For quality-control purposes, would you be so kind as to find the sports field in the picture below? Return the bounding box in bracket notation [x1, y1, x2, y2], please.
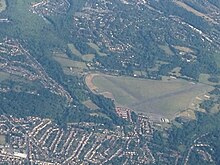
[86, 74, 213, 119]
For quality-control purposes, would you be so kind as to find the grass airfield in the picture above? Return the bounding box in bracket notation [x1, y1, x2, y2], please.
[86, 74, 214, 119]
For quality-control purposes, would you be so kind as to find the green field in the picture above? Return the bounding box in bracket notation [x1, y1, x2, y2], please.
[0, 72, 10, 82]
[89, 74, 213, 119]
[52, 52, 88, 75]
[68, 44, 82, 57]
[82, 54, 95, 62]
[213, 52, 220, 68]
[0, 0, 6, 13]
[0, 134, 6, 145]
[68, 44, 95, 62]
[83, 100, 99, 110]
[88, 42, 107, 56]
[159, 45, 174, 56]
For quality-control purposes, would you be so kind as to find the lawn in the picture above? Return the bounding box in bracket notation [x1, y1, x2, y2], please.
[87, 74, 213, 119]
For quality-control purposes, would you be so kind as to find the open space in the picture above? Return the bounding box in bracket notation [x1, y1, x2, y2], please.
[213, 51, 220, 68]
[173, 0, 217, 24]
[159, 45, 174, 56]
[68, 44, 82, 57]
[0, 72, 10, 82]
[83, 100, 99, 110]
[87, 42, 107, 56]
[0, 0, 6, 13]
[0, 134, 6, 145]
[86, 74, 213, 119]
[52, 51, 88, 75]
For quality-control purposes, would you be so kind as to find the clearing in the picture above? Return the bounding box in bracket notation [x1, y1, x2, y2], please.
[68, 44, 95, 62]
[87, 42, 107, 56]
[173, 0, 217, 24]
[0, 134, 5, 145]
[68, 44, 82, 57]
[0, 0, 6, 13]
[173, 46, 194, 53]
[86, 74, 213, 119]
[83, 100, 99, 110]
[0, 72, 10, 82]
[159, 45, 174, 56]
[52, 51, 88, 75]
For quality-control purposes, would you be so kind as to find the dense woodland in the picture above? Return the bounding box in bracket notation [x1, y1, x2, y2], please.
[151, 111, 220, 164]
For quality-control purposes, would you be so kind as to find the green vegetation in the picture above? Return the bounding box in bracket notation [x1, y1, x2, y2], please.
[0, 72, 10, 82]
[83, 100, 99, 110]
[151, 112, 220, 164]
[52, 52, 88, 75]
[0, 0, 6, 13]
[89, 74, 213, 118]
[159, 45, 174, 56]
[0, 134, 5, 145]
[199, 74, 220, 85]
[87, 43, 107, 57]
[0, 0, 219, 130]
[82, 54, 95, 62]
[213, 52, 220, 68]
[68, 43, 82, 57]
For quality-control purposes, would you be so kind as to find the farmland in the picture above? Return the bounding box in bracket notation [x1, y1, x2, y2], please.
[86, 74, 214, 119]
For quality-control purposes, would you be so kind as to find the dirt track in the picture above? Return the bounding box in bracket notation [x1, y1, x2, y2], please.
[85, 73, 99, 92]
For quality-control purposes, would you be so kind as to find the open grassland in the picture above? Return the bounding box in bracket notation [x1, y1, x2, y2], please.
[0, 0, 6, 13]
[68, 44, 95, 62]
[199, 74, 220, 86]
[0, 134, 5, 145]
[159, 45, 174, 56]
[173, 45, 194, 53]
[213, 52, 220, 68]
[88, 42, 107, 56]
[68, 44, 82, 57]
[0, 71, 36, 86]
[86, 74, 213, 119]
[173, 0, 217, 24]
[83, 100, 99, 110]
[82, 54, 95, 62]
[0, 72, 10, 82]
[52, 52, 88, 75]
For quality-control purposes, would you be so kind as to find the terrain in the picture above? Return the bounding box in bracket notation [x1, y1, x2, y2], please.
[0, 0, 6, 13]
[0, 0, 219, 164]
[86, 73, 213, 119]
[0, 0, 219, 122]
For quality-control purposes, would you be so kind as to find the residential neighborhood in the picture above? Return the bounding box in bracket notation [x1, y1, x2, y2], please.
[0, 38, 73, 103]
[0, 114, 155, 164]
